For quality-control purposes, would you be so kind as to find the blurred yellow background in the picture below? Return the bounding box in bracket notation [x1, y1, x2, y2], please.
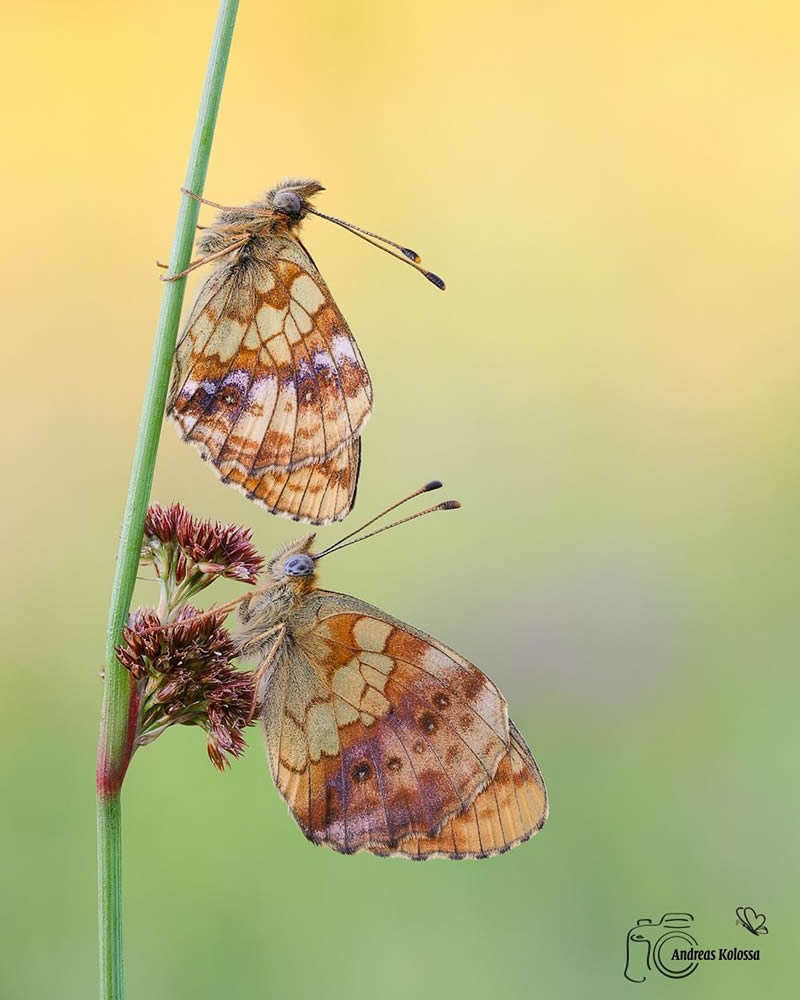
[2, 0, 798, 996]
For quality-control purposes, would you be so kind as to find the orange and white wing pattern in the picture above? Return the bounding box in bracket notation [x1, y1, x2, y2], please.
[166, 233, 372, 522]
[218, 436, 360, 524]
[254, 590, 544, 857]
[370, 722, 547, 859]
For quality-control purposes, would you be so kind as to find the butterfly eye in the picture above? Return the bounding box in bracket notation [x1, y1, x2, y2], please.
[283, 553, 315, 576]
[272, 190, 303, 218]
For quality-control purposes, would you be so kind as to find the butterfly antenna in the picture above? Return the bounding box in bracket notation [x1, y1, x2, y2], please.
[307, 207, 421, 260]
[315, 501, 461, 558]
[306, 207, 446, 290]
[315, 481, 444, 558]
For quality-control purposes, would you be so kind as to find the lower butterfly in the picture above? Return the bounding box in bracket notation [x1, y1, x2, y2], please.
[225, 481, 547, 858]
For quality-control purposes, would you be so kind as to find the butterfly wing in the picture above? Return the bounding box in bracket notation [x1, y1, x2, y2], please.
[258, 590, 512, 855]
[167, 233, 372, 478]
[370, 721, 547, 859]
[217, 436, 360, 524]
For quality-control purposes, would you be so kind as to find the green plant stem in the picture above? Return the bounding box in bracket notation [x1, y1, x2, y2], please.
[95, 3, 239, 998]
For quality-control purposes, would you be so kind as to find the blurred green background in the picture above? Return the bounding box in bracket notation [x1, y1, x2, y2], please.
[2, 0, 798, 996]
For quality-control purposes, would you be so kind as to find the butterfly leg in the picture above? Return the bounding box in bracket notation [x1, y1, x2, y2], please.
[248, 625, 287, 720]
[209, 592, 253, 619]
[159, 237, 250, 281]
[180, 187, 237, 211]
[122, 594, 253, 641]
[237, 590, 269, 623]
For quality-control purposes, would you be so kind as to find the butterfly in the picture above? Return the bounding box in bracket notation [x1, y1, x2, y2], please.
[230, 482, 548, 859]
[735, 907, 768, 936]
[165, 179, 444, 525]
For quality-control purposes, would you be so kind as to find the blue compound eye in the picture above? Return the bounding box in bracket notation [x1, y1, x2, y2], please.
[283, 553, 315, 576]
[272, 190, 303, 217]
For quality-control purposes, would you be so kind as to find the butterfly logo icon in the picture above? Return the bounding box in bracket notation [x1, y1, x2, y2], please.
[165, 180, 444, 525]
[736, 907, 768, 936]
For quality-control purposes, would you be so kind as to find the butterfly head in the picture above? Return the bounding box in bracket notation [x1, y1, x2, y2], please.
[267, 179, 325, 223]
[266, 532, 319, 590]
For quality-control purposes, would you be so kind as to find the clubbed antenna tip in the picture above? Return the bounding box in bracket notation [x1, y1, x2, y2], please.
[423, 480, 443, 492]
[307, 205, 444, 288]
[425, 271, 446, 290]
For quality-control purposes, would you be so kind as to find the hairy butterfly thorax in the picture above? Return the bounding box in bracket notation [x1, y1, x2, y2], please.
[234, 533, 318, 655]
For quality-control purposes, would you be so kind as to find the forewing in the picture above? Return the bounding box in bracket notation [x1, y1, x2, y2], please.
[167, 234, 372, 476]
[369, 721, 547, 859]
[259, 591, 510, 855]
[217, 437, 360, 524]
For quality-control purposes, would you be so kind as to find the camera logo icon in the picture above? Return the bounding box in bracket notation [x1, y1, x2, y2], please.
[624, 913, 699, 982]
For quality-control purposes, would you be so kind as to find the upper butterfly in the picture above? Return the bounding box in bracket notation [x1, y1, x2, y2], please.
[165, 179, 445, 525]
[227, 482, 548, 859]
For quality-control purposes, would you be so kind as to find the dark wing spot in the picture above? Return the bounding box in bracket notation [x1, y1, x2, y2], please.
[220, 386, 241, 406]
[433, 692, 450, 709]
[352, 761, 372, 783]
[324, 784, 342, 826]
[181, 384, 217, 416]
[386, 756, 403, 772]
[461, 674, 483, 700]
[419, 711, 438, 735]
[296, 363, 318, 406]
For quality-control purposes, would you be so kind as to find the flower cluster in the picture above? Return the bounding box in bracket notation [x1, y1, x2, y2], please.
[142, 502, 263, 615]
[115, 502, 264, 770]
[117, 604, 255, 770]
[144, 502, 263, 582]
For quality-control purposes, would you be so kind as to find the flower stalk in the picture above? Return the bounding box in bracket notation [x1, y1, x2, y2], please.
[95, 3, 240, 999]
